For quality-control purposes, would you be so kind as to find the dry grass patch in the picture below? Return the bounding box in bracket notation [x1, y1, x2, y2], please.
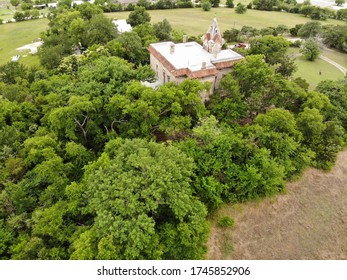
[208, 151, 347, 260]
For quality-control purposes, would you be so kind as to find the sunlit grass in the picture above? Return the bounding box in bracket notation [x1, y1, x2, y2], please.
[106, 8, 346, 36]
[0, 18, 48, 65]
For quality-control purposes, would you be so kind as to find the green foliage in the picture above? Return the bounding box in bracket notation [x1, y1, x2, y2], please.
[217, 216, 235, 228]
[70, 138, 208, 259]
[153, 19, 172, 41]
[336, 0, 346, 6]
[0, 62, 28, 85]
[249, 35, 290, 65]
[253, 0, 278, 10]
[235, 3, 247, 14]
[300, 38, 320, 61]
[82, 14, 117, 47]
[223, 28, 239, 43]
[201, 0, 212, 11]
[127, 6, 151, 27]
[106, 80, 208, 138]
[298, 21, 322, 38]
[226, 0, 234, 8]
[1, 5, 347, 260]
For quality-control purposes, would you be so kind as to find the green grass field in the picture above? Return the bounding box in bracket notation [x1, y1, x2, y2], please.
[0, 18, 48, 66]
[0, 7, 346, 83]
[106, 8, 347, 36]
[293, 55, 344, 90]
[321, 48, 347, 69]
[0, 7, 15, 21]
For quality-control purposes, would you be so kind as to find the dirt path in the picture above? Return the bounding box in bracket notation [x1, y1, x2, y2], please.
[319, 55, 347, 75]
[208, 151, 347, 260]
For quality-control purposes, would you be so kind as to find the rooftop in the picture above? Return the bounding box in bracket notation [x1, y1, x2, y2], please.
[149, 41, 243, 73]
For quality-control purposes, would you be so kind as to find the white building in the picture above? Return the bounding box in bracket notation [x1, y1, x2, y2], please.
[148, 18, 243, 100]
[112, 19, 132, 33]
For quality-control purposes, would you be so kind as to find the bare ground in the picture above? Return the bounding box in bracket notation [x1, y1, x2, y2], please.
[208, 151, 347, 260]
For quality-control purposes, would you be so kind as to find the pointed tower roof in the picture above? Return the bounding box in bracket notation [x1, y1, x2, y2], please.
[202, 17, 224, 54]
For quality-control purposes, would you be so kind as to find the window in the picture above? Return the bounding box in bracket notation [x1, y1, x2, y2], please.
[163, 71, 166, 83]
[167, 75, 170, 82]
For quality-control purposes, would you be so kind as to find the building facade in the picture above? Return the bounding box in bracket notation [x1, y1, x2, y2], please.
[148, 18, 244, 100]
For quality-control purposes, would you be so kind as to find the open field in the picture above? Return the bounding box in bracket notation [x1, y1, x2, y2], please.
[208, 150, 347, 260]
[0, 18, 48, 66]
[106, 8, 347, 36]
[294, 55, 345, 90]
[288, 47, 345, 90]
[0, 7, 14, 21]
[321, 48, 347, 69]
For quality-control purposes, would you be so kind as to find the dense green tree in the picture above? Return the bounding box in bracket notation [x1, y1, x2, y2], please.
[0, 62, 28, 85]
[316, 79, 347, 130]
[82, 14, 117, 47]
[127, 6, 151, 27]
[106, 80, 208, 139]
[207, 74, 247, 124]
[201, 0, 212, 11]
[235, 3, 247, 13]
[249, 35, 290, 65]
[223, 28, 239, 43]
[116, 31, 149, 64]
[252, 108, 312, 177]
[336, 8, 347, 21]
[10, 0, 20, 6]
[335, 0, 345, 6]
[210, 0, 220, 7]
[298, 21, 322, 38]
[231, 55, 278, 115]
[13, 12, 25, 22]
[226, 0, 234, 7]
[76, 2, 103, 20]
[153, 19, 172, 41]
[70, 138, 209, 259]
[321, 25, 347, 51]
[253, 0, 278, 10]
[300, 38, 320, 61]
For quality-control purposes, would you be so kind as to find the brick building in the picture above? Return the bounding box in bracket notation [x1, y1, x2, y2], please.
[148, 18, 243, 100]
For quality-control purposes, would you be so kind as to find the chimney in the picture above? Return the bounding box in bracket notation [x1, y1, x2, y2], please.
[183, 35, 187, 43]
[202, 62, 207, 69]
[170, 43, 175, 54]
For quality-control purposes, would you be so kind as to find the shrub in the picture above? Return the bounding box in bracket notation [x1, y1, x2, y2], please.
[217, 216, 235, 228]
[226, 0, 234, 8]
[201, 0, 211, 11]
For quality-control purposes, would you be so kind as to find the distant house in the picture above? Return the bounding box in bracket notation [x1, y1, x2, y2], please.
[33, 4, 46, 9]
[71, 0, 95, 6]
[112, 19, 132, 33]
[148, 18, 244, 100]
[116, 0, 139, 5]
[47, 2, 58, 8]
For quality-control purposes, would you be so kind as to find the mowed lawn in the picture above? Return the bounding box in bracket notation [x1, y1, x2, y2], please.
[106, 8, 347, 36]
[0, 7, 15, 21]
[0, 18, 48, 65]
[288, 48, 345, 90]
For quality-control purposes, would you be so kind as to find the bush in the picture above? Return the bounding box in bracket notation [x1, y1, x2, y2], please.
[226, 0, 234, 8]
[201, 0, 211, 11]
[235, 3, 247, 14]
[217, 216, 235, 228]
[13, 12, 25, 22]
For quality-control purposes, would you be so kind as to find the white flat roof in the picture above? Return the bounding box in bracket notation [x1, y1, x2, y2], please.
[112, 19, 132, 33]
[150, 41, 243, 72]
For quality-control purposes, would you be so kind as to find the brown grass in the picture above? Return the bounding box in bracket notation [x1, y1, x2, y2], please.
[208, 151, 347, 260]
